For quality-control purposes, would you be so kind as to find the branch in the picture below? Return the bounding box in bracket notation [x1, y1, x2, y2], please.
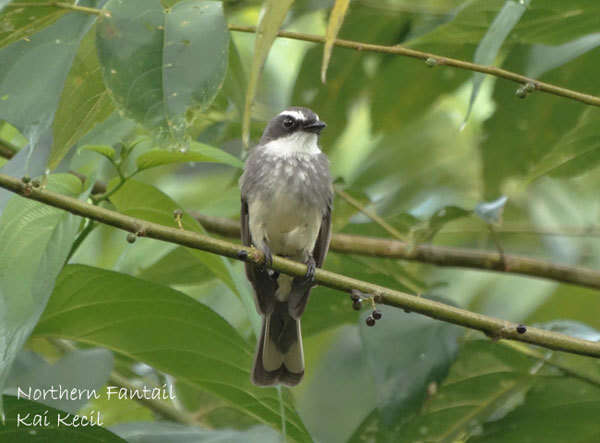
[6, 2, 110, 16]
[192, 213, 600, 291]
[1, 173, 600, 359]
[2, 146, 598, 290]
[4, 2, 600, 108]
[228, 25, 600, 108]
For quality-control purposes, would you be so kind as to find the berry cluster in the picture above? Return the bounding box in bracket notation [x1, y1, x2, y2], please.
[350, 290, 383, 327]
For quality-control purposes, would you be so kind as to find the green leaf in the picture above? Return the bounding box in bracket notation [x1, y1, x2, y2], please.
[136, 246, 215, 286]
[79, 144, 116, 161]
[242, 0, 295, 145]
[465, 0, 528, 123]
[110, 422, 280, 443]
[222, 40, 247, 115]
[395, 340, 536, 442]
[48, 25, 115, 170]
[0, 395, 126, 441]
[321, 0, 350, 83]
[525, 33, 600, 79]
[359, 302, 462, 427]
[136, 142, 242, 171]
[109, 179, 237, 292]
[415, 0, 600, 47]
[108, 179, 261, 335]
[0, 5, 98, 148]
[0, 0, 68, 49]
[33, 265, 311, 441]
[471, 377, 600, 442]
[479, 45, 600, 196]
[97, 0, 229, 140]
[0, 174, 86, 415]
[526, 107, 600, 181]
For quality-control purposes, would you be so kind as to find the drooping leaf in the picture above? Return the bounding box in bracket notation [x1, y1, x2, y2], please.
[526, 33, 600, 78]
[32, 265, 311, 441]
[465, 0, 529, 123]
[0, 395, 126, 441]
[48, 25, 114, 170]
[242, 0, 295, 146]
[0, 0, 69, 49]
[136, 142, 242, 171]
[97, 0, 229, 141]
[0, 174, 86, 415]
[321, 0, 350, 83]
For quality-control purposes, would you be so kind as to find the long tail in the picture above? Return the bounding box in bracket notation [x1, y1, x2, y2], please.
[252, 301, 304, 387]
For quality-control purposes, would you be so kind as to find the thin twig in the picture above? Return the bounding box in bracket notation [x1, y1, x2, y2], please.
[192, 212, 600, 291]
[2, 172, 600, 359]
[228, 24, 600, 108]
[335, 187, 405, 241]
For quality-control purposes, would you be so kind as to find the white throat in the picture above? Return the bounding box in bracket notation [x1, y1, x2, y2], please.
[263, 132, 321, 157]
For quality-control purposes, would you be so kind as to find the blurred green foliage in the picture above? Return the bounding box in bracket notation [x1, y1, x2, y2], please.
[2, 0, 600, 441]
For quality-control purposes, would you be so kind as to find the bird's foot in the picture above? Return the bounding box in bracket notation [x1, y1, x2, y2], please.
[258, 245, 273, 271]
[294, 256, 316, 287]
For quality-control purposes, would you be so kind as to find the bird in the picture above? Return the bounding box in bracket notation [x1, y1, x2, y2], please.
[239, 106, 333, 386]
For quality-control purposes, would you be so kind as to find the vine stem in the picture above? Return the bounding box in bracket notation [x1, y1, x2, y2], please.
[2, 172, 600, 359]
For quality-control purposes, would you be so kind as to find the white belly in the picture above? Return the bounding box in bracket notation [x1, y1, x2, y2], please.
[248, 191, 321, 259]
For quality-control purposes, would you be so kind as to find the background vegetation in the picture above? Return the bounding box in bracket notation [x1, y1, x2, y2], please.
[1, 0, 600, 441]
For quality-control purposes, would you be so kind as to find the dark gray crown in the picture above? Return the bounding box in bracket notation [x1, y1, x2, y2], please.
[260, 106, 326, 144]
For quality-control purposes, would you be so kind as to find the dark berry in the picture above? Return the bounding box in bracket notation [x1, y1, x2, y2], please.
[31, 179, 41, 188]
[365, 315, 376, 327]
[237, 250, 248, 260]
[516, 324, 527, 334]
[21, 175, 31, 184]
[372, 310, 382, 320]
[352, 299, 362, 311]
[126, 233, 137, 243]
[350, 289, 361, 302]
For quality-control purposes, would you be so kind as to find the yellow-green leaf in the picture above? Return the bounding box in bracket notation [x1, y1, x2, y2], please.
[242, 0, 295, 146]
[135, 142, 242, 171]
[48, 26, 114, 170]
[321, 0, 350, 83]
[78, 144, 116, 161]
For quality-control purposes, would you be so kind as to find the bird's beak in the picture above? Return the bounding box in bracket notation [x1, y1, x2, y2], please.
[303, 120, 326, 134]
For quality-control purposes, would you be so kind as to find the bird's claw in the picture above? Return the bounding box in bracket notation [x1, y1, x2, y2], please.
[258, 246, 273, 271]
[301, 257, 316, 285]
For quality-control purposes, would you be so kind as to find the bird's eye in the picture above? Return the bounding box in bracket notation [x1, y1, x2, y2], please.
[282, 117, 295, 129]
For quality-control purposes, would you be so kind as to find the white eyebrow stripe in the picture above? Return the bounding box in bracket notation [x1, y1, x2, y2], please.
[279, 110, 306, 121]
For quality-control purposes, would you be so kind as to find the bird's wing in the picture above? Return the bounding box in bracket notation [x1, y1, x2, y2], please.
[288, 204, 332, 319]
[241, 197, 276, 315]
[313, 204, 332, 269]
